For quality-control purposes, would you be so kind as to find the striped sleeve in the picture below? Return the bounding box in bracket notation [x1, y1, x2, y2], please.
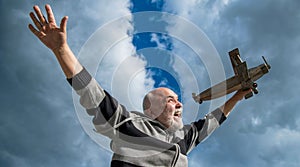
[67, 68, 106, 109]
[193, 108, 227, 145]
[67, 68, 129, 137]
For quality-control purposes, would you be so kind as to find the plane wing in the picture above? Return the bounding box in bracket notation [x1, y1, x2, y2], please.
[229, 48, 256, 98]
[229, 48, 243, 75]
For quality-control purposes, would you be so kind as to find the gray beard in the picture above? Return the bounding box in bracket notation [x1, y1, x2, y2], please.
[167, 119, 183, 133]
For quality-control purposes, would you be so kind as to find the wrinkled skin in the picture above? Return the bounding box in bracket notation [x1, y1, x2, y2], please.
[143, 87, 183, 131]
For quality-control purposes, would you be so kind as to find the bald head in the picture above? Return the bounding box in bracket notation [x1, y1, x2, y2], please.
[143, 87, 178, 118]
[142, 87, 183, 130]
[143, 88, 166, 110]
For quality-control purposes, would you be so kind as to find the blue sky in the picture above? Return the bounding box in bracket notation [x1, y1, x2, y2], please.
[1, 0, 300, 167]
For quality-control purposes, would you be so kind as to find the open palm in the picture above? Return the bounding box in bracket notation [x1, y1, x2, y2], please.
[28, 5, 68, 52]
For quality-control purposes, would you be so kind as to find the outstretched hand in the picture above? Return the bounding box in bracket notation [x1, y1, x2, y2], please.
[28, 4, 82, 78]
[28, 4, 68, 52]
[221, 89, 252, 117]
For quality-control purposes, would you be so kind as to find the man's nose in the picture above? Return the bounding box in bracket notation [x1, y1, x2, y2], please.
[175, 101, 182, 109]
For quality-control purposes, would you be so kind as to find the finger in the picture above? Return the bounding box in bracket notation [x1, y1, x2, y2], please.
[45, 4, 57, 25]
[29, 12, 43, 30]
[33, 5, 47, 25]
[60, 16, 68, 33]
[28, 24, 43, 38]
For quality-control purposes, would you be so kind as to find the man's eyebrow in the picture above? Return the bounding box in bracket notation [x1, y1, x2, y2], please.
[166, 95, 178, 100]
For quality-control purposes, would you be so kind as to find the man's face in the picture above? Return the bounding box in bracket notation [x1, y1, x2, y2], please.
[149, 88, 183, 131]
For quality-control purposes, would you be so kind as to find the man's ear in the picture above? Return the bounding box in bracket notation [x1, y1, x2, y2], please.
[144, 109, 155, 119]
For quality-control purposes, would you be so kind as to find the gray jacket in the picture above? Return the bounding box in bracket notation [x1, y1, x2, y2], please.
[68, 68, 227, 167]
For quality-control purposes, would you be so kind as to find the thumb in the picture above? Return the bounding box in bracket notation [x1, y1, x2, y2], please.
[60, 16, 68, 33]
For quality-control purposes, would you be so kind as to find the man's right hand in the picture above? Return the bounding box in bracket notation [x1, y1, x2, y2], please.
[28, 4, 68, 53]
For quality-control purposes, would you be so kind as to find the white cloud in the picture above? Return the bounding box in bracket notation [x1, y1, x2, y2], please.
[150, 33, 167, 49]
[111, 52, 155, 111]
[62, 0, 133, 54]
[248, 127, 300, 167]
[74, 0, 155, 112]
[163, 0, 231, 26]
[81, 0, 131, 22]
[158, 78, 168, 86]
[163, 0, 244, 51]
[160, 10, 228, 114]
[251, 116, 262, 126]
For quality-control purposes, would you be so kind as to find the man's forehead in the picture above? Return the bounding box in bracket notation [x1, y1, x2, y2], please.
[152, 87, 178, 98]
[166, 95, 178, 100]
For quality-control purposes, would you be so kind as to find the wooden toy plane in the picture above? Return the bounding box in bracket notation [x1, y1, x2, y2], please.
[192, 48, 271, 104]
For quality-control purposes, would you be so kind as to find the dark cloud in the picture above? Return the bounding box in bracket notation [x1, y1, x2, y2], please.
[0, 1, 112, 166]
[216, 0, 300, 128]
[194, 1, 300, 166]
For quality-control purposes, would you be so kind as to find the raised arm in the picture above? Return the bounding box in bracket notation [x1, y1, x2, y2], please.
[28, 4, 82, 78]
[220, 89, 252, 117]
